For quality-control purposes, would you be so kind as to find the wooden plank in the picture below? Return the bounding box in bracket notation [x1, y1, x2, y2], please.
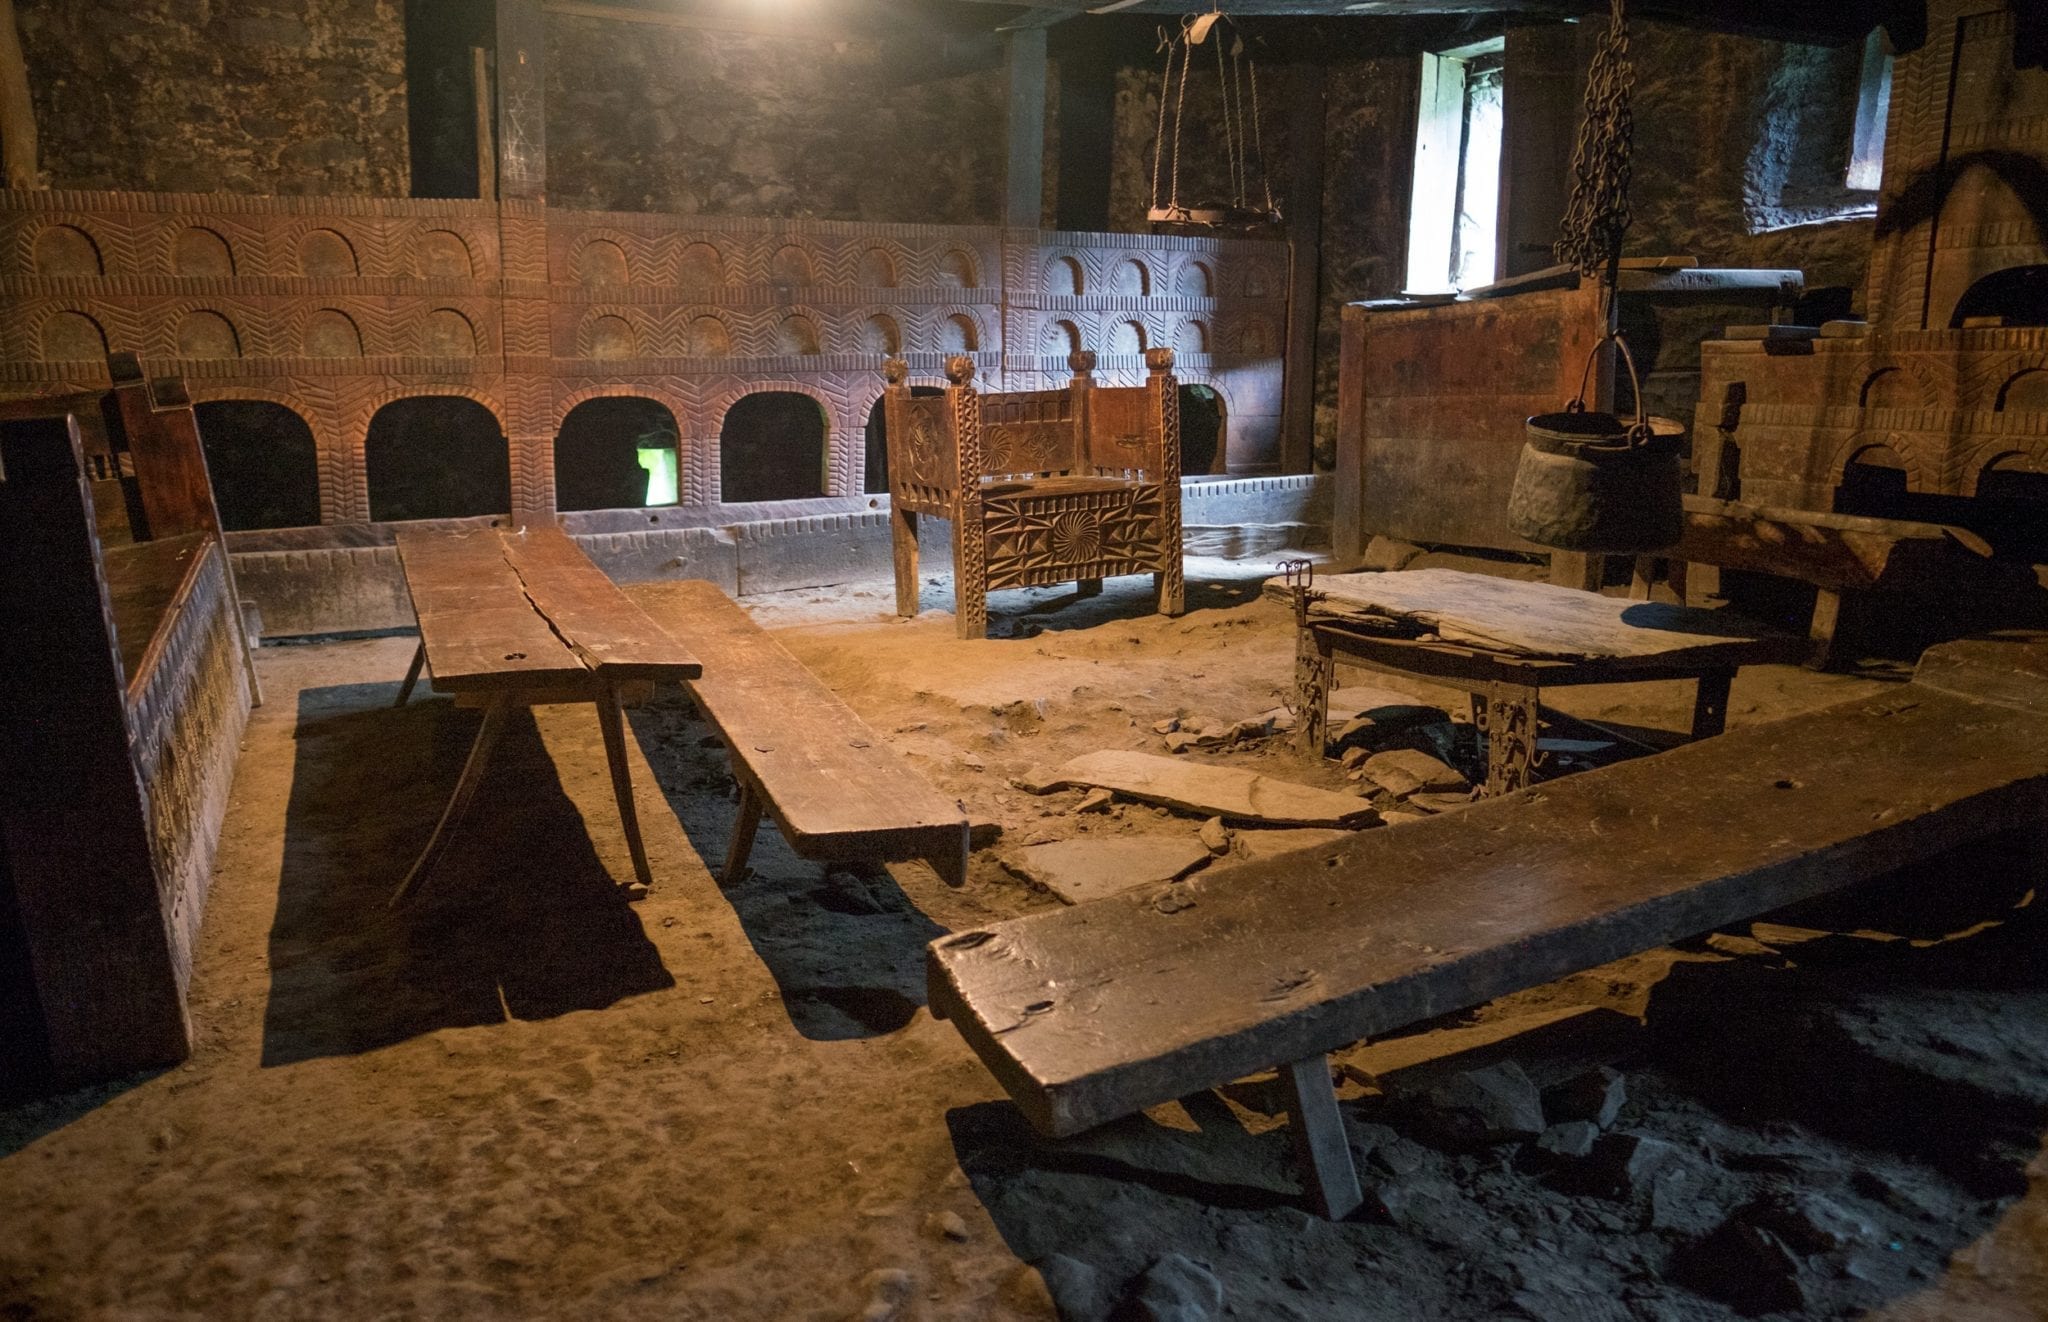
[1673, 495, 1995, 593]
[929, 636, 2048, 1137]
[1279, 62, 1325, 476]
[395, 529, 586, 691]
[0, 0, 38, 189]
[1037, 750, 1380, 827]
[497, 526, 700, 681]
[1004, 27, 1047, 229]
[1298, 568, 1797, 664]
[631, 579, 967, 865]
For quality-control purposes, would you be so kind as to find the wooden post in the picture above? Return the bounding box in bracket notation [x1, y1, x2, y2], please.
[1282, 1054, 1363, 1220]
[1280, 63, 1326, 476]
[0, 0, 38, 189]
[472, 46, 497, 201]
[494, 0, 547, 201]
[1005, 28, 1048, 230]
[1052, 37, 1114, 232]
[1331, 304, 1368, 563]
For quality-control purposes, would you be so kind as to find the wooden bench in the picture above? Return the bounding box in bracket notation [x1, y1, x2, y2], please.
[927, 633, 2048, 1218]
[883, 349, 1184, 640]
[390, 525, 701, 903]
[633, 579, 971, 886]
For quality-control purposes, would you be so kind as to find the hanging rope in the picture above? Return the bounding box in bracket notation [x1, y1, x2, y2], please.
[1146, 10, 1281, 227]
[1555, 0, 1636, 277]
[1247, 44, 1275, 216]
[1150, 29, 1176, 217]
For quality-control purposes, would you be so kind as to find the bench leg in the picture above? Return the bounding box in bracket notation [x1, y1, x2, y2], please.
[595, 681, 655, 898]
[892, 504, 920, 619]
[723, 781, 765, 885]
[1691, 668, 1734, 741]
[1293, 627, 1334, 756]
[390, 693, 512, 907]
[1475, 682, 1541, 796]
[1282, 1054, 1363, 1221]
[929, 825, 971, 888]
[394, 639, 426, 708]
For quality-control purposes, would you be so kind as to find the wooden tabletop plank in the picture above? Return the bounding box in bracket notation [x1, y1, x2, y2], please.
[498, 526, 701, 681]
[397, 526, 699, 691]
[1270, 568, 1797, 665]
[630, 579, 965, 857]
[929, 655, 2048, 1137]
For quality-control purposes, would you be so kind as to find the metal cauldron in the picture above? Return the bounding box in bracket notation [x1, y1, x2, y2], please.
[1507, 332, 1685, 555]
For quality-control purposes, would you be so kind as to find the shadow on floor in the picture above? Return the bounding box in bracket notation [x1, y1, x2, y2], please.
[261, 685, 673, 1066]
[627, 693, 945, 1042]
[907, 570, 1270, 639]
[945, 834, 2048, 1321]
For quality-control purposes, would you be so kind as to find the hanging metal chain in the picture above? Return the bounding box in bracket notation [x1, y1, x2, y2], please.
[1555, 0, 1636, 277]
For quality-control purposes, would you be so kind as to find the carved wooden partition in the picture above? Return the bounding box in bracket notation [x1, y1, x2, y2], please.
[0, 363, 254, 1086]
[883, 347, 1184, 639]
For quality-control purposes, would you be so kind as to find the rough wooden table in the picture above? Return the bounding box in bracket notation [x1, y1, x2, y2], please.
[1275, 567, 1806, 793]
[390, 525, 701, 904]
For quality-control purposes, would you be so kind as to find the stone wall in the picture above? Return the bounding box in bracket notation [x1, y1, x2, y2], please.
[544, 14, 1007, 225]
[13, 0, 409, 196]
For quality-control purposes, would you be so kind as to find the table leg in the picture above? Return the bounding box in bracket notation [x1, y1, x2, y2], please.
[1691, 668, 1734, 740]
[1475, 682, 1541, 796]
[389, 693, 512, 907]
[595, 681, 655, 897]
[1293, 627, 1335, 755]
[394, 640, 426, 708]
[723, 781, 765, 885]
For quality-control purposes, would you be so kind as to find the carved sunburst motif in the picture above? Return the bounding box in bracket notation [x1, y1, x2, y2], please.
[906, 409, 939, 468]
[1049, 511, 1102, 562]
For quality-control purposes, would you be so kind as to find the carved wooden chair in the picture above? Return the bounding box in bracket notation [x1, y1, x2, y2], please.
[881, 348, 1185, 640]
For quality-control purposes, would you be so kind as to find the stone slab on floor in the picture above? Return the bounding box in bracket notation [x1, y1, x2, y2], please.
[1004, 837, 1214, 905]
[1045, 751, 1379, 828]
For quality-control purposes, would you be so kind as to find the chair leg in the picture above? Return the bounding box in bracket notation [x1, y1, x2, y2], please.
[723, 782, 764, 885]
[1076, 578, 1103, 599]
[1154, 565, 1184, 617]
[394, 640, 426, 707]
[953, 520, 988, 640]
[891, 503, 920, 618]
[390, 694, 512, 907]
[595, 681, 655, 896]
[1282, 1054, 1363, 1220]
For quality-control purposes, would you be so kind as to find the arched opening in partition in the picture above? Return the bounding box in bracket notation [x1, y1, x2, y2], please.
[1950, 265, 2048, 329]
[193, 401, 322, 530]
[721, 392, 828, 503]
[365, 397, 509, 522]
[862, 387, 943, 495]
[1179, 384, 1225, 476]
[554, 397, 683, 512]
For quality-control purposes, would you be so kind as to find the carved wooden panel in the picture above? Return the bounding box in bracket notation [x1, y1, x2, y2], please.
[982, 483, 1169, 589]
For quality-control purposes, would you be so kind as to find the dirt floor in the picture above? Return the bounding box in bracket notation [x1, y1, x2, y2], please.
[5, 559, 2048, 1320]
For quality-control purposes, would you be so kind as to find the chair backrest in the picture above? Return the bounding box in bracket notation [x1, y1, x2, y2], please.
[882, 348, 1182, 497]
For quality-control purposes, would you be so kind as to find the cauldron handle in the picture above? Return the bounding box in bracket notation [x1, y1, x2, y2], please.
[1565, 331, 1653, 445]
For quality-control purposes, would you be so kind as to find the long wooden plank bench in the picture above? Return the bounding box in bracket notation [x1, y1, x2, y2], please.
[632, 579, 970, 886]
[390, 525, 701, 903]
[927, 633, 2048, 1218]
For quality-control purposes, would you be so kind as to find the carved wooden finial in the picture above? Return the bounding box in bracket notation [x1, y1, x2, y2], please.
[1068, 349, 1097, 377]
[1145, 347, 1176, 374]
[883, 357, 908, 385]
[944, 355, 975, 385]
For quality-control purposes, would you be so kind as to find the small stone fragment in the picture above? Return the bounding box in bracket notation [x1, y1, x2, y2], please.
[1128, 1253, 1224, 1322]
[1408, 791, 1478, 813]
[1340, 746, 1370, 771]
[1577, 1132, 1677, 1200]
[1011, 766, 1064, 794]
[1535, 1120, 1599, 1161]
[1076, 787, 1114, 814]
[1401, 1061, 1546, 1149]
[857, 1267, 916, 1322]
[923, 1210, 970, 1242]
[1381, 811, 1429, 827]
[1673, 1218, 1811, 1315]
[1163, 731, 1198, 754]
[1543, 1066, 1627, 1130]
[1031, 1254, 1110, 1320]
[1153, 718, 1180, 735]
[1198, 817, 1231, 854]
[1363, 749, 1469, 797]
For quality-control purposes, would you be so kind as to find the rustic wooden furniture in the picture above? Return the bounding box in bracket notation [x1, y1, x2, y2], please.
[1279, 568, 1804, 794]
[929, 632, 2048, 1219]
[389, 525, 701, 904]
[882, 349, 1185, 640]
[630, 580, 972, 886]
[0, 359, 257, 1083]
[1332, 263, 1802, 590]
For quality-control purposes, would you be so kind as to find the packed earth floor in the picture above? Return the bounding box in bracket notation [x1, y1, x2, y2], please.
[4, 557, 2047, 1321]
